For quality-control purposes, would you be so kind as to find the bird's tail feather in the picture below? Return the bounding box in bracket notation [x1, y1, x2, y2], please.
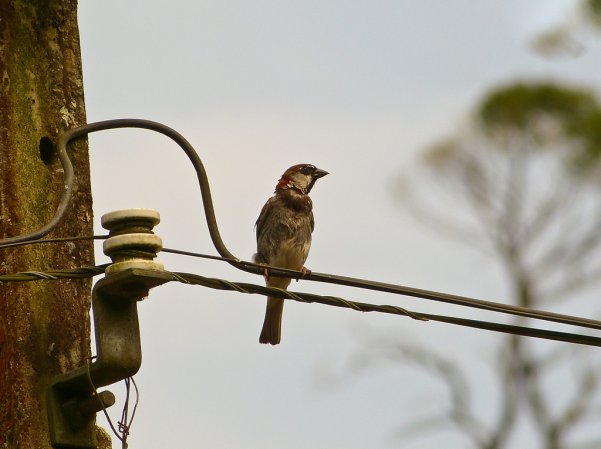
[259, 297, 284, 345]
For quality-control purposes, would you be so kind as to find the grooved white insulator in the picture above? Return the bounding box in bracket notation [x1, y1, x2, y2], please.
[101, 209, 160, 230]
[101, 209, 164, 275]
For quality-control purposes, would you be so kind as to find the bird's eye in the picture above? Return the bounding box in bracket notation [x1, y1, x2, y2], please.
[300, 165, 315, 175]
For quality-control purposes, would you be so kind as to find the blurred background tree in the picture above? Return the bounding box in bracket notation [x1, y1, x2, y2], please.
[532, 0, 601, 58]
[355, 80, 601, 449]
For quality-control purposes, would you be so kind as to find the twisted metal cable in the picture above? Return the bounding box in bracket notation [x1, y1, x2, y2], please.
[5, 119, 601, 334]
[0, 264, 600, 347]
[167, 271, 601, 348]
[0, 266, 106, 283]
[4, 233, 601, 334]
[162, 247, 601, 333]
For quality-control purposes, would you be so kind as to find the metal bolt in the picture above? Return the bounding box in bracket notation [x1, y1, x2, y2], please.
[77, 391, 116, 416]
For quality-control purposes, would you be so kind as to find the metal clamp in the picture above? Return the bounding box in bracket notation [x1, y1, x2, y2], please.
[47, 209, 170, 448]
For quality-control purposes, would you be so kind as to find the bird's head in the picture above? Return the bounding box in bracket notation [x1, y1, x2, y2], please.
[276, 164, 329, 195]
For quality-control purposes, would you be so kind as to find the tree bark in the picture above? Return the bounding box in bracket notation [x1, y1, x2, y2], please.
[0, 1, 98, 447]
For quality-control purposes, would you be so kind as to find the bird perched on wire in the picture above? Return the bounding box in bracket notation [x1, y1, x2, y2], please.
[255, 163, 329, 345]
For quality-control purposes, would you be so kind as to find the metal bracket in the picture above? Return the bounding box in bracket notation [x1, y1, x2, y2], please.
[47, 268, 171, 448]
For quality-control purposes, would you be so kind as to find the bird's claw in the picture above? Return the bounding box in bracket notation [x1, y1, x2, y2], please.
[296, 266, 311, 282]
[258, 263, 271, 282]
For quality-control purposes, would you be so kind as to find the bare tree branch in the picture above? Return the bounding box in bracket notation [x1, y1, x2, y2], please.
[393, 171, 493, 254]
[371, 340, 491, 447]
[381, 81, 601, 449]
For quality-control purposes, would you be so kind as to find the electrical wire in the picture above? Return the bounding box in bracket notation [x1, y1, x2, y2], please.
[0, 266, 107, 282]
[50, 118, 241, 264]
[161, 247, 601, 333]
[6, 119, 598, 448]
[86, 356, 137, 449]
[3, 119, 600, 345]
[0, 133, 75, 246]
[0, 235, 108, 250]
[47, 119, 601, 330]
[168, 271, 601, 348]
[117, 377, 139, 449]
[3, 233, 601, 336]
[1, 264, 601, 347]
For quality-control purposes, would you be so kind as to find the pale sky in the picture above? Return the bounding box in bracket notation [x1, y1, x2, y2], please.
[77, 1, 601, 448]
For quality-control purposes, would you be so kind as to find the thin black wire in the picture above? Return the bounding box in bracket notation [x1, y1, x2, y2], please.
[86, 356, 138, 449]
[162, 246, 232, 263]
[86, 357, 124, 445]
[8, 119, 601, 334]
[0, 235, 108, 250]
[2, 231, 601, 335]
[0, 133, 75, 245]
[118, 377, 139, 449]
[53, 120, 601, 331]
[0, 262, 599, 346]
[161, 246, 601, 333]
[0, 266, 107, 282]
[169, 271, 601, 348]
[51, 118, 241, 262]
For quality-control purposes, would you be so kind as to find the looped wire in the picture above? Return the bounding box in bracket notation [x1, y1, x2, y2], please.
[86, 357, 139, 449]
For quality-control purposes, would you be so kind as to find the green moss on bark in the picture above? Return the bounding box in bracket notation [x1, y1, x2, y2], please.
[0, 1, 97, 448]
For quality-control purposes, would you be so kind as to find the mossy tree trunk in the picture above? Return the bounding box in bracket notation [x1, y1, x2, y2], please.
[0, 1, 103, 447]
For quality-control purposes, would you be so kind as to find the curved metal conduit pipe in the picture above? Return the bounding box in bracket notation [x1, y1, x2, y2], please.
[9, 118, 601, 333]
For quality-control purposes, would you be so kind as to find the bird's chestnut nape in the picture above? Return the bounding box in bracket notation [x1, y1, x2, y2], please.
[276, 164, 329, 194]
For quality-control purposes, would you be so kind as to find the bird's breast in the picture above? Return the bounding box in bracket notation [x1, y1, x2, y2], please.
[255, 192, 315, 270]
[270, 236, 312, 270]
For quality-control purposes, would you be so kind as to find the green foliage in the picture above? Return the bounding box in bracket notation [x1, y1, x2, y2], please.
[412, 80, 601, 449]
[474, 81, 601, 175]
[586, 0, 601, 28]
[570, 110, 601, 170]
[478, 82, 598, 136]
[530, 0, 601, 58]
[422, 139, 458, 169]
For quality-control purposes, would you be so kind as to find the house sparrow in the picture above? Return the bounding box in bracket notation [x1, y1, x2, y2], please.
[255, 164, 329, 345]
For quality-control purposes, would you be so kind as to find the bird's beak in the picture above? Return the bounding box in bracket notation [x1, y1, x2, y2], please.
[313, 168, 329, 179]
